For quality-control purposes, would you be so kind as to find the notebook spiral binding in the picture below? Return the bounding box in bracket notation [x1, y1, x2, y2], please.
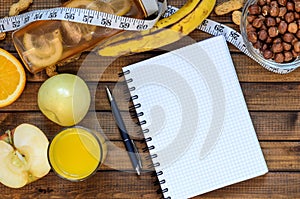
[120, 69, 171, 199]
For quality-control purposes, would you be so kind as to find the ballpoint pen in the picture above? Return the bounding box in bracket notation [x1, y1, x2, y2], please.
[105, 86, 143, 175]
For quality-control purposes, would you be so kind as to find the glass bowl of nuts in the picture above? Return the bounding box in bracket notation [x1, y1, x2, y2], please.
[240, 0, 300, 72]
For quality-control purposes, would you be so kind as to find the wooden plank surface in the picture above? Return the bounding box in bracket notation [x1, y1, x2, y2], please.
[0, 172, 299, 199]
[0, 0, 300, 198]
[2, 111, 300, 140]
[2, 82, 300, 111]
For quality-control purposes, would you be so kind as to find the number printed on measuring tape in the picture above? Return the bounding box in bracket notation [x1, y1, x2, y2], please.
[0, 0, 167, 33]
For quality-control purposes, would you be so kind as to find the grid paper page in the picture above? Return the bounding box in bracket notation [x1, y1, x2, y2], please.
[122, 36, 268, 199]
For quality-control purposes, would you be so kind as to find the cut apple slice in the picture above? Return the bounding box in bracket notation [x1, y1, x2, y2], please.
[0, 141, 28, 188]
[0, 123, 50, 188]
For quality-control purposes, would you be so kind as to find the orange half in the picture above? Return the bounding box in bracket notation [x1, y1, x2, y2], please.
[0, 48, 26, 108]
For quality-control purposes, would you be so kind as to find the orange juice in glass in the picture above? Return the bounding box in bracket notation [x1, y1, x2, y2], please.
[48, 126, 107, 181]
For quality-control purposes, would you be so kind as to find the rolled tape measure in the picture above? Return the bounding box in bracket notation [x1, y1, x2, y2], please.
[0, 2, 294, 74]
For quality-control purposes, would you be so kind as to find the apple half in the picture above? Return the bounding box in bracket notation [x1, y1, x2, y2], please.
[0, 123, 50, 188]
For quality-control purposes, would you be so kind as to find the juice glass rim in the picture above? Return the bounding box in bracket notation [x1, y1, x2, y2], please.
[48, 126, 104, 182]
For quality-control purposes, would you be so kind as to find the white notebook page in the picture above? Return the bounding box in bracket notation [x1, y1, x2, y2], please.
[122, 36, 268, 199]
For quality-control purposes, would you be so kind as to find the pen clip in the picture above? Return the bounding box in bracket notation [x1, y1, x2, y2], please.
[131, 140, 143, 169]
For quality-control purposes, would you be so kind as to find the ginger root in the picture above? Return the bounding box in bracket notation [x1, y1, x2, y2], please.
[9, 0, 33, 16]
[214, 0, 244, 26]
[45, 65, 58, 77]
[232, 10, 242, 25]
[214, 0, 243, 15]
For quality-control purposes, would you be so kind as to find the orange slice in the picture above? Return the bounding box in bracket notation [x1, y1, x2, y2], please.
[0, 48, 26, 108]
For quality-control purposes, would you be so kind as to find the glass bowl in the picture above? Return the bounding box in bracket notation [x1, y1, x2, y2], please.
[240, 0, 300, 73]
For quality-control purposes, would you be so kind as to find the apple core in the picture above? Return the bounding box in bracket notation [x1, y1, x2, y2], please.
[48, 127, 107, 181]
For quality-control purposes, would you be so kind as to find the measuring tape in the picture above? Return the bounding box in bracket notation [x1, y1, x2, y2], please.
[0, 2, 295, 74]
[0, 0, 167, 32]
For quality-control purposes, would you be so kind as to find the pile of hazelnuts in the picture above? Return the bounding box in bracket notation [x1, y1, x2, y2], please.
[246, 0, 300, 63]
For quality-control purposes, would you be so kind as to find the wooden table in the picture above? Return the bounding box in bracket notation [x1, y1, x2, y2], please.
[1, 0, 300, 198]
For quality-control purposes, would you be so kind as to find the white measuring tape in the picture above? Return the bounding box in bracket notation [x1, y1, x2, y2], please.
[0, 2, 294, 74]
[0, 0, 167, 32]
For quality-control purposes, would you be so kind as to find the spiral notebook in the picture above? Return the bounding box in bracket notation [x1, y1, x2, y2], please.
[122, 36, 268, 199]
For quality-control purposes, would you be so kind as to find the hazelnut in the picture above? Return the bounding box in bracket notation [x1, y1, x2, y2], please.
[247, 15, 257, 23]
[259, 29, 268, 40]
[283, 33, 295, 42]
[252, 17, 264, 28]
[266, 17, 276, 26]
[292, 38, 298, 45]
[247, 24, 256, 32]
[278, 7, 287, 18]
[268, 26, 279, 37]
[288, 22, 298, 33]
[270, 6, 280, 17]
[292, 49, 299, 58]
[293, 41, 300, 52]
[272, 42, 284, 53]
[254, 40, 262, 49]
[263, 49, 274, 58]
[248, 4, 261, 15]
[284, 51, 293, 62]
[248, 31, 258, 43]
[295, 2, 300, 12]
[283, 42, 292, 51]
[274, 53, 284, 63]
[278, 0, 287, 6]
[270, 1, 278, 7]
[285, 12, 295, 23]
[278, 21, 288, 34]
[286, 2, 295, 11]
[296, 29, 300, 39]
[262, 5, 271, 16]
[283, 42, 292, 50]
[258, 0, 267, 6]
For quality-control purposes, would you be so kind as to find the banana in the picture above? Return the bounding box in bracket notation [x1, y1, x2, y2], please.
[98, 0, 202, 49]
[23, 29, 63, 69]
[98, 0, 216, 57]
[154, 0, 201, 29]
[170, 0, 216, 35]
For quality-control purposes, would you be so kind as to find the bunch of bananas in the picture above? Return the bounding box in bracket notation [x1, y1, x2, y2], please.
[97, 0, 216, 57]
